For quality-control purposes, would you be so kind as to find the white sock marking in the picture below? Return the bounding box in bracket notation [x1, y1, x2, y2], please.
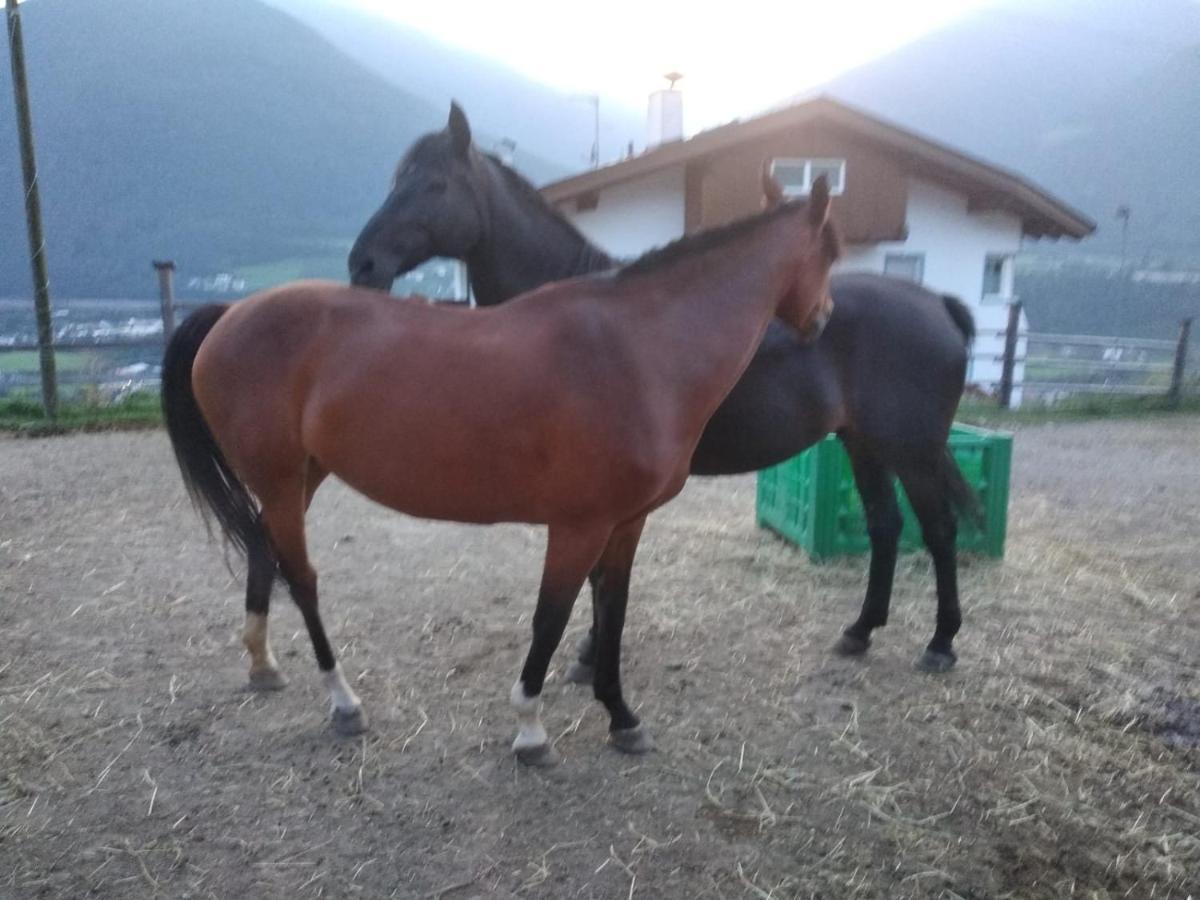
[243, 612, 280, 674]
[510, 680, 548, 750]
[324, 663, 361, 713]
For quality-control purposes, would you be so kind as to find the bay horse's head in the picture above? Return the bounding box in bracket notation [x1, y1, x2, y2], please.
[349, 103, 486, 290]
[762, 167, 839, 342]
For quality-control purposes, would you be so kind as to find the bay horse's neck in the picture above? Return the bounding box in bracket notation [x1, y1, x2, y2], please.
[467, 159, 614, 307]
[609, 216, 804, 422]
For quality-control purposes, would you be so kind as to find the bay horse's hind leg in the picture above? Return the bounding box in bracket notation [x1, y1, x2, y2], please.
[591, 517, 653, 754]
[243, 535, 286, 691]
[896, 456, 961, 673]
[511, 523, 611, 766]
[834, 439, 903, 657]
[243, 459, 327, 693]
[260, 477, 367, 736]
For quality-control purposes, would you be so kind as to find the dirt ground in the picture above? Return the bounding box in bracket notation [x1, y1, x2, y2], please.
[1, 417, 1198, 899]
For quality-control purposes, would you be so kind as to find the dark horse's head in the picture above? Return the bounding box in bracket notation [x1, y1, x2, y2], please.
[349, 103, 485, 290]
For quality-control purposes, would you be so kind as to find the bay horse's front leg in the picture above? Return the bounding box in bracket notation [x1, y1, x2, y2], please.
[511, 523, 610, 766]
[591, 517, 653, 754]
[243, 536, 287, 691]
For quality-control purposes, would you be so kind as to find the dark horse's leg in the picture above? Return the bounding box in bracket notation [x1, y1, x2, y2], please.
[591, 517, 653, 754]
[896, 458, 961, 673]
[834, 439, 903, 656]
[511, 523, 611, 766]
[259, 470, 367, 736]
[565, 573, 601, 685]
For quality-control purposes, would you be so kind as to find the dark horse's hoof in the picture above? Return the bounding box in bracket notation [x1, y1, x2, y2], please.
[331, 705, 369, 736]
[609, 724, 655, 755]
[833, 632, 871, 657]
[515, 742, 563, 767]
[916, 649, 957, 674]
[565, 661, 595, 685]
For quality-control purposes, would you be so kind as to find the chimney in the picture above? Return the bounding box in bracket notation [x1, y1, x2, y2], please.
[646, 72, 683, 149]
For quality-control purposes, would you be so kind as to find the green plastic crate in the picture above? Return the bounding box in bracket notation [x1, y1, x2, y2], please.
[756, 423, 1012, 562]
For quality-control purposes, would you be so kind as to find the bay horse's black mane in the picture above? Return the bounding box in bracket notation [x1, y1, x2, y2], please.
[620, 198, 840, 279]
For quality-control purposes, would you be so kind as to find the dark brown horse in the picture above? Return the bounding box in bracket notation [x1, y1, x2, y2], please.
[162, 176, 838, 764]
[349, 104, 979, 677]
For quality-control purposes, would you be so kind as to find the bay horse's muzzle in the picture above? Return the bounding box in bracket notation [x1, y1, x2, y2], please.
[796, 295, 834, 343]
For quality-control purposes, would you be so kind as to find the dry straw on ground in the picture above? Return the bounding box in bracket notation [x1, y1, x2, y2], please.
[1, 418, 1198, 898]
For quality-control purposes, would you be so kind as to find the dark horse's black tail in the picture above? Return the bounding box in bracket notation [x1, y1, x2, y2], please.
[939, 294, 984, 528]
[161, 305, 269, 560]
[942, 447, 985, 530]
[941, 294, 976, 347]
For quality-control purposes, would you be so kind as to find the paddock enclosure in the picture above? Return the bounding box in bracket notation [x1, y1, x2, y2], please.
[1, 417, 1198, 898]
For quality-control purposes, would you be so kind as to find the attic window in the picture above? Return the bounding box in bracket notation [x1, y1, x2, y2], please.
[770, 158, 846, 197]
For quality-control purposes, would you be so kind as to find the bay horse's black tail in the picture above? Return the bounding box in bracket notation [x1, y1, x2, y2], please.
[942, 294, 975, 347]
[161, 304, 269, 560]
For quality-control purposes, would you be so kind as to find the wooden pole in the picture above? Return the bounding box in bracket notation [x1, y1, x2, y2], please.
[1168, 317, 1192, 409]
[6, 0, 58, 420]
[153, 260, 177, 337]
[998, 300, 1023, 409]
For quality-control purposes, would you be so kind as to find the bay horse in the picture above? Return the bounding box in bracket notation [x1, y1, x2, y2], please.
[348, 104, 980, 677]
[162, 174, 838, 764]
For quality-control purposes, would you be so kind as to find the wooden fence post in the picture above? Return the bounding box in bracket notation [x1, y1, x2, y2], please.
[153, 260, 177, 337]
[998, 300, 1023, 409]
[6, 0, 58, 420]
[1168, 317, 1192, 408]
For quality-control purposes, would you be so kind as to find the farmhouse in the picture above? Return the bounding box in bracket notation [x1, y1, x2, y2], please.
[541, 94, 1094, 397]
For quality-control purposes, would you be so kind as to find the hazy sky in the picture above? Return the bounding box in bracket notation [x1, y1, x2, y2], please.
[339, 0, 1002, 130]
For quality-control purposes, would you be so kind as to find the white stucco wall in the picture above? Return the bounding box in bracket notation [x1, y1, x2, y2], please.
[565, 171, 1031, 404]
[835, 179, 1027, 403]
[561, 168, 686, 261]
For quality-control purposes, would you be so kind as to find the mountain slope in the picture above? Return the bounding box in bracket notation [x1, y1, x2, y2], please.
[260, 0, 643, 170]
[823, 0, 1200, 260]
[0, 0, 549, 298]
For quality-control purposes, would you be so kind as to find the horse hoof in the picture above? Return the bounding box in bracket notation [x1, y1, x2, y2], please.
[833, 632, 870, 657]
[916, 649, 957, 674]
[565, 661, 595, 685]
[609, 724, 655, 755]
[331, 706, 369, 736]
[514, 743, 562, 768]
[248, 668, 288, 692]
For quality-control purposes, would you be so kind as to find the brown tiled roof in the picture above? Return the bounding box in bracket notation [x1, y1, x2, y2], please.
[541, 95, 1094, 240]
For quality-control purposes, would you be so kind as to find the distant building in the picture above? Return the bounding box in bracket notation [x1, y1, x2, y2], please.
[541, 95, 1094, 400]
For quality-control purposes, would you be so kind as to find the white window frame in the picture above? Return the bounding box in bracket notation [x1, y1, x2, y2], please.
[980, 253, 1014, 305]
[769, 157, 846, 198]
[884, 252, 925, 285]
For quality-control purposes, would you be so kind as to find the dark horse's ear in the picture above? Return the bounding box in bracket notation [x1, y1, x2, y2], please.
[761, 162, 785, 210]
[448, 101, 472, 159]
[808, 174, 831, 226]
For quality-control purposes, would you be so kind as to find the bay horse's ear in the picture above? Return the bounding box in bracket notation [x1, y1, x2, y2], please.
[761, 162, 785, 210]
[448, 101, 472, 159]
[808, 174, 831, 226]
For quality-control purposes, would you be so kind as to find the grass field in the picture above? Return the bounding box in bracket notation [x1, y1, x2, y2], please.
[0, 351, 96, 373]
